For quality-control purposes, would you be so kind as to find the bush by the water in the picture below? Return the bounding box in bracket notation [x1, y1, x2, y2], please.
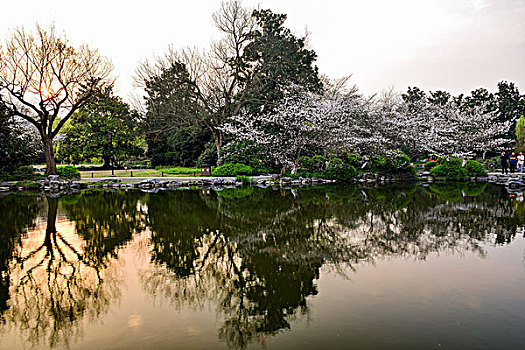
[157, 167, 200, 175]
[299, 155, 325, 173]
[369, 150, 417, 177]
[56, 165, 81, 179]
[295, 155, 357, 181]
[465, 160, 487, 177]
[424, 160, 438, 170]
[0, 165, 40, 181]
[15, 165, 35, 175]
[429, 158, 465, 180]
[344, 153, 361, 168]
[212, 163, 254, 176]
[430, 158, 487, 180]
[323, 157, 356, 181]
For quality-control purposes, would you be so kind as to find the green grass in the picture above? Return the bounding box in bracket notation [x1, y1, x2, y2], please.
[79, 168, 203, 178]
[159, 167, 200, 175]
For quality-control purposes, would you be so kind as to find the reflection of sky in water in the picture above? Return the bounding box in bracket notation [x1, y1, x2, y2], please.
[0, 185, 524, 349]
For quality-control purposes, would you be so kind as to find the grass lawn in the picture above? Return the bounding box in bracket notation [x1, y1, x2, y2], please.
[79, 168, 202, 178]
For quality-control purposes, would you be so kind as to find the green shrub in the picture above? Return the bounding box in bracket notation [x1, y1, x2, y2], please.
[289, 171, 325, 180]
[310, 156, 325, 172]
[14, 165, 35, 175]
[371, 150, 416, 177]
[429, 158, 468, 180]
[299, 156, 311, 171]
[212, 163, 254, 176]
[465, 160, 487, 177]
[161, 167, 200, 175]
[370, 155, 387, 171]
[322, 157, 357, 181]
[297, 155, 356, 181]
[56, 165, 81, 179]
[387, 150, 411, 169]
[424, 160, 438, 170]
[344, 153, 361, 168]
[1, 165, 39, 181]
[299, 155, 325, 173]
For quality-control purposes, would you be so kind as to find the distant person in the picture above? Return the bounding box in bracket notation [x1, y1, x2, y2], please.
[509, 152, 518, 173]
[429, 154, 437, 162]
[518, 152, 525, 174]
[501, 151, 509, 174]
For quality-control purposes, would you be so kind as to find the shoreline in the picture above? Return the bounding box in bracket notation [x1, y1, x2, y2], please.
[2, 171, 525, 194]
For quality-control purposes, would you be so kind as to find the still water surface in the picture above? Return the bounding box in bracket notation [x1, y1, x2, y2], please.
[0, 183, 524, 349]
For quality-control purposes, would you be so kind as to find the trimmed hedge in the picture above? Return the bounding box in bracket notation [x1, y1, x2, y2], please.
[430, 158, 487, 180]
[212, 163, 254, 176]
[56, 165, 81, 179]
[430, 158, 468, 180]
[324, 157, 356, 181]
[370, 150, 417, 177]
[424, 160, 438, 170]
[465, 160, 487, 177]
[299, 155, 325, 173]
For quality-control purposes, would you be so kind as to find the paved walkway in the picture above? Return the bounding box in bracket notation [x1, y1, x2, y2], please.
[487, 172, 525, 177]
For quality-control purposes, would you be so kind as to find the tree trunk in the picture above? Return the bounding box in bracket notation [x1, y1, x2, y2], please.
[210, 128, 223, 158]
[102, 155, 111, 169]
[46, 196, 58, 235]
[43, 135, 57, 175]
[44, 197, 58, 261]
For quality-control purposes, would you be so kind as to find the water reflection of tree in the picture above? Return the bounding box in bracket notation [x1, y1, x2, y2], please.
[1, 191, 145, 348]
[141, 187, 384, 349]
[141, 184, 523, 349]
[60, 191, 148, 265]
[0, 194, 43, 314]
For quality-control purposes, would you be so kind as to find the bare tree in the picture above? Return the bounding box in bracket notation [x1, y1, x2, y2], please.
[0, 25, 113, 174]
[320, 74, 358, 100]
[134, 1, 255, 155]
[136, 1, 320, 156]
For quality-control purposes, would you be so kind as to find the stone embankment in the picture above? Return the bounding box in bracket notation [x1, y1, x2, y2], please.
[2, 171, 525, 194]
[0, 174, 338, 194]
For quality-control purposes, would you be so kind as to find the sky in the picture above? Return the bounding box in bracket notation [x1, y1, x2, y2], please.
[1, 0, 524, 101]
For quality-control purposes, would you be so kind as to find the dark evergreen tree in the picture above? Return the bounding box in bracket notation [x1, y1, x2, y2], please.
[242, 9, 322, 114]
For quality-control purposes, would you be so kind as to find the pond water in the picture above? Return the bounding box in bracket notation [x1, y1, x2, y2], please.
[0, 183, 525, 349]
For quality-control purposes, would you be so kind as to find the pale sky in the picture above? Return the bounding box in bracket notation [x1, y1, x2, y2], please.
[2, 0, 524, 100]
